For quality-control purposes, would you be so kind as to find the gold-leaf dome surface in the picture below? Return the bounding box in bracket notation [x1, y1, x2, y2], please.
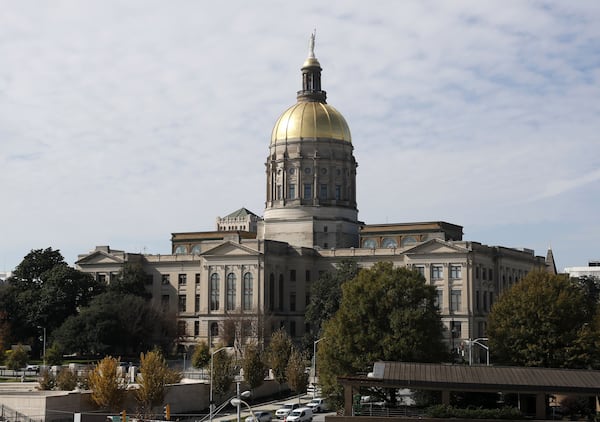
[271, 101, 352, 144]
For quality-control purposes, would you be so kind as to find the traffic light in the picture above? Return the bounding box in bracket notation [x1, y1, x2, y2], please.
[164, 404, 171, 420]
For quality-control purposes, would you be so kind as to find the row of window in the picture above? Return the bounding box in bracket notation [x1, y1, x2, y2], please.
[162, 272, 255, 313]
[362, 236, 418, 249]
[415, 264, 462, 280]
[435, 289, 462, 312]
[475, 290, 494, 312]
[276, 183, 347, 201]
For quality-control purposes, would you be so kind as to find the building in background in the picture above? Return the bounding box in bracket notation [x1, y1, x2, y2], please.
[564, 261, 600, 279]
[76, 38, 552, 359]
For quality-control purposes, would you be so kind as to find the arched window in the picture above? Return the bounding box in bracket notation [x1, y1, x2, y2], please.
[382, 238, 398, 248]
[191, 245, 201, 254]
[226, 273, 236, 311]
[401, 236, 417, 247]
[174, 245, 187, 254]
[243, 272, 253, 311]
[210, 273, 220, 311]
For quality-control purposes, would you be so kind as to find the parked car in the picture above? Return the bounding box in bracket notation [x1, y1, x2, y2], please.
[25, 364, 40, 373]
[285, 407, 313, 422]
[275, 403, 301, 419]
[306, 398, 327, 413]
[245, 411, 272, 422]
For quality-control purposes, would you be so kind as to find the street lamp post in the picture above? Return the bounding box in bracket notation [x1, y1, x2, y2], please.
[467, 337, 490, 366]
[37, 326, 46, 366]
[209, 346, 230, 422]
[312, 338, 324, 398]
[231, 397, 255, 422]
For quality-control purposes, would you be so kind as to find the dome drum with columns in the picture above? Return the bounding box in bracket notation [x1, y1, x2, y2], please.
[260, 34, 360, 250]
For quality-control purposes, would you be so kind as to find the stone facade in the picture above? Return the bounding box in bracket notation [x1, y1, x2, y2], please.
[76, 40, 551, 359]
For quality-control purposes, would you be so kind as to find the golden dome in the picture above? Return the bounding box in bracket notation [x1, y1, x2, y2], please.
[271, 101, 352, 144]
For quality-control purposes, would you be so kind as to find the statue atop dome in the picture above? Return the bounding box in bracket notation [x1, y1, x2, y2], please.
[308, 30, 316, 58]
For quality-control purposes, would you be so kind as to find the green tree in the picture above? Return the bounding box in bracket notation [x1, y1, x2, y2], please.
[488, 270, 600, 368]
[241, 341, 266, 391]
[191, 340, 210, 369]
[44, 343, 64, 366]
[135, 349, 181, 417]
[305, 259, 358, 338]
[267, 329, 292, 386]
[109, 262, 151, 299]
[56, 369, 79, 391]
[88, 356, 127, 411]
[11, 248, 65, 287]
[211, 346, 234, 396]
[319, 262, 447, 405]
[6, 344, 28, 370]
[52, 292, 177, 356]
[286, 347, 309, 400]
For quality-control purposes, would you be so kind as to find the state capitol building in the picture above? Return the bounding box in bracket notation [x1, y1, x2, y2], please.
[76, 38, 554, 358]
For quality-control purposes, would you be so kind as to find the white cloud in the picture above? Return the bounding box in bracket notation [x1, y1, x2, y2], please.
[1, 0, 599, 271]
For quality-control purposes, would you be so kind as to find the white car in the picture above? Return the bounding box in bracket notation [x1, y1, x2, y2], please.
[306, 398, 326, 413]
[285, 407, 312, 422]
[245, 410, 272, 422]
[275, 403, 301, 419]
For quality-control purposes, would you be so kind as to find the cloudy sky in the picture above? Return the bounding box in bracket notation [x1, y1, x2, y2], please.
[1, 1, 599, 273]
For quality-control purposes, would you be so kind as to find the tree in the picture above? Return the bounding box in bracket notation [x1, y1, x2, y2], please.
[6, 344, 28, 370]
[44, 343, 64, 366]
[211, 346, 235, 396]
[305, 259, 358, 339]
[266, 329, 292, 387]
[11, 248, 65, 287]
[52, 292, 177, 356]
[286, 347, 309, 400]
[241, 342, 266, 391]
[488, 270, 600, 368]
[191, 340, 210, 369]
[109, 262, 151, 299]
[88, 356, 127, 411]
[56, 368, 79, 391]
[135, 349, 181, 417]
[319, 262, 447, 404]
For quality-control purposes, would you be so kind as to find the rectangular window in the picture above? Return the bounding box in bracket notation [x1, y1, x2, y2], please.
[290, 293, 296, 311]
[161, 294, 169, 311]
[431, 265, 443, 280]
[305, 270, 311, 282]
[290, 269, 296, 282]
[289, 184, 296, 199]
[177, 321, 187, 336]
[476, 290, 480, 311]
[195, 294, 200, 312]
[435, 289, 443, 309]
[178, 295, 187, 312]
[451, 321, 461, 339]
[161, 274, 170, 285]
[195, 273, 201, 284]
[320, 184, 328, 199]
[482, 268, 487, 280]
[194, 321, 200, 336]
[305, 293, 310, 308]
[97, 274, 106, 283]
[478, 321, 486, 337]
[277, 184, 282, 200]
[475, 266, 480, 279]
[290, 321, 296, 337]
[178, 274, 187, 286]
[489, 292, 494, 309]
[335, 185, 341, 200]
[415, 266, 426, 277]
[483, 291, 488, 311]
[489, 268, 494, 280]
[451, 289, 461, 312]
[304, 184, 312, 199]
[450, 265, 461, 279]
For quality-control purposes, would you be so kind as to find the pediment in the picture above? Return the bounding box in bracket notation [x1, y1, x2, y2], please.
[75, 251, 125, 265]
[404, 239, 468, 255]
[201, 241, 260, 257]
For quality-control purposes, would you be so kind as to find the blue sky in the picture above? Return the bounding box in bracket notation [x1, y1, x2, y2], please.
[1, 1, 599, 272]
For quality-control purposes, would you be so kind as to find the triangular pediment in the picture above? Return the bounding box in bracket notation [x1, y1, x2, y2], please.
[75, 251, 125, 265]
[201, 241, 260, 257]
[404, 238, 468, 255]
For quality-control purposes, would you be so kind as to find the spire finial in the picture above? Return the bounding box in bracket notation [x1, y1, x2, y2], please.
[308, 29, 316, 58]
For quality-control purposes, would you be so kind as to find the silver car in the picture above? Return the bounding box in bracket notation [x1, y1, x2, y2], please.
[245, 411, 272, 422]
